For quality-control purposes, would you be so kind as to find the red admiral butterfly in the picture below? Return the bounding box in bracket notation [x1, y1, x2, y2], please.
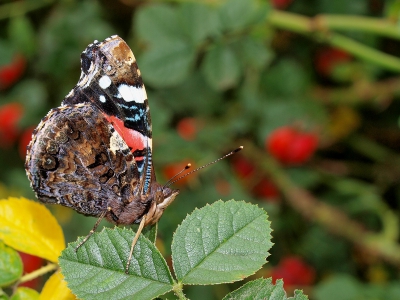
[25, 35, 241, 272]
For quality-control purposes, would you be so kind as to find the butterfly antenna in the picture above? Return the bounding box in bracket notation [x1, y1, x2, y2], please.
[165, 146, 243, 188]
[163, 163, 192, 189]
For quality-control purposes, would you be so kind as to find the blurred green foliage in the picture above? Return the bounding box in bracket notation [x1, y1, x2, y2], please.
[2, 0, 400, 299]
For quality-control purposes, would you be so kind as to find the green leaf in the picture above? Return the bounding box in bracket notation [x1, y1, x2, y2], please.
[59, 227, 173, 300]
[313, 274, 363, 300]
[0, 40, 15, 65]
[0, 289, 9, 300]
[142, 223, 157, 244]
[219, 0, 269, 32]
[223, 278, 309, 300]
[135, 4, 182, 45]
[9, 80, 48, 119]
[155, 71, 221, 115]
[235, 37, 273, 71]
[139, 39, 195, 87]
[172, 200, 272, 285]
[0, 241, 23, 287]
[8, 16, 36, 57]
[38, 1, 114, 78]
[178, 2, 220, 45]
[261, 60, 309, 97]
[10, 287, 39, 300]
[202, 44, 241, 90]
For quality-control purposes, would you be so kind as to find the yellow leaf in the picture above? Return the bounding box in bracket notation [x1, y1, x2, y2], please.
[0, 197, 65, 262]
[40, 271, 76, 300]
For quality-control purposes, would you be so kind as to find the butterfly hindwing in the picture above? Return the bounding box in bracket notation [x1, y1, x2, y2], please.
[25, 103, 149, 223]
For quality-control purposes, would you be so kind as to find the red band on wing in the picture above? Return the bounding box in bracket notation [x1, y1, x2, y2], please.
[104, 114, 146, 160]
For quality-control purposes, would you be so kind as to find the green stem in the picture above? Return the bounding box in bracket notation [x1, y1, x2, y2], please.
[19, 263, 58, 284]
[319, 15, 400, 39]
[0, 0, 55, 21]
[173, 281, 188, 300]
[267, 10, 400, 72]
[328, 32, 400, 72]
[269, 11, 400, 39]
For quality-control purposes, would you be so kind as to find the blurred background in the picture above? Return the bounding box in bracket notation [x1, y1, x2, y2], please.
[1, 0, 400, 299]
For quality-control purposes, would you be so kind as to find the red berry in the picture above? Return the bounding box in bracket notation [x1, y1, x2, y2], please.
[315, 48, 351, 76]
[19, 126, 35, 159]
[232, 156, 255, 178]
[272, 0, 294, 9]
[266, 126, 318, 165]
[177, 118, 198, 141]
[252, 178, 280, 201]
[271, 256, 315, 287]
[0, 103, 24, 148]
[18, 251, 44, 289]
[0, 54, 26, 90]
[286, 133, 318, 164]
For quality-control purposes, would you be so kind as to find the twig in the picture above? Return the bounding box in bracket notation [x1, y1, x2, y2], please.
[19, 263, 58, 284]
[312, 76, 400, 105]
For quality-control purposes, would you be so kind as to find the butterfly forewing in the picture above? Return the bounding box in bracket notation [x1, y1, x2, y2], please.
[62, 36, 154, 194]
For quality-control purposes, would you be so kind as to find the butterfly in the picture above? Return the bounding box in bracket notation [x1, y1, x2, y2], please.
[25, 35, 180, 272]
[25, 35, 242, 273]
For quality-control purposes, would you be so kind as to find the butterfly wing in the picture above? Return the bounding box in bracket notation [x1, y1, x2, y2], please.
[62, 36, 154, 196]
[25, 103, 149, 224]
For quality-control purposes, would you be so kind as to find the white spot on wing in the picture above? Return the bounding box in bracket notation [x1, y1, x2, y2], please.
[118, 84, 147, 103]
[99, 75, 112, 89]
[109, 130, 129, 154]
[99, 95, 106, 103]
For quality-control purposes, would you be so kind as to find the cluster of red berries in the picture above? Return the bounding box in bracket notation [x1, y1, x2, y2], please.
[266, 126, 318, 165]
[0, 103, 34, 159]
[0, 53, 34, 158]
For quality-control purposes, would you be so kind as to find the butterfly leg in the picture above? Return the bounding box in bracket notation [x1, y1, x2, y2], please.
[75, 207, 111, 252]
[125, 214, 150, 274]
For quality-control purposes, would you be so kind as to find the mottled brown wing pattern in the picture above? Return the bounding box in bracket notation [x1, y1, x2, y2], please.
[25, 103, 149, 224]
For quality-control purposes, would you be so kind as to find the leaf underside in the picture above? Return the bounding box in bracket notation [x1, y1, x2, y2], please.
[59, 227, 173, 300]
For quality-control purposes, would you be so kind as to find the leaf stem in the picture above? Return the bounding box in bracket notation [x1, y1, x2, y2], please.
[19, 263, 58, 284]
[173, 281, 188, 300]
[267, 10, 400, 72]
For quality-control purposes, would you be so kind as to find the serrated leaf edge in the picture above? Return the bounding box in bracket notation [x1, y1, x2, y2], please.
[171, 199, 272, 285]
